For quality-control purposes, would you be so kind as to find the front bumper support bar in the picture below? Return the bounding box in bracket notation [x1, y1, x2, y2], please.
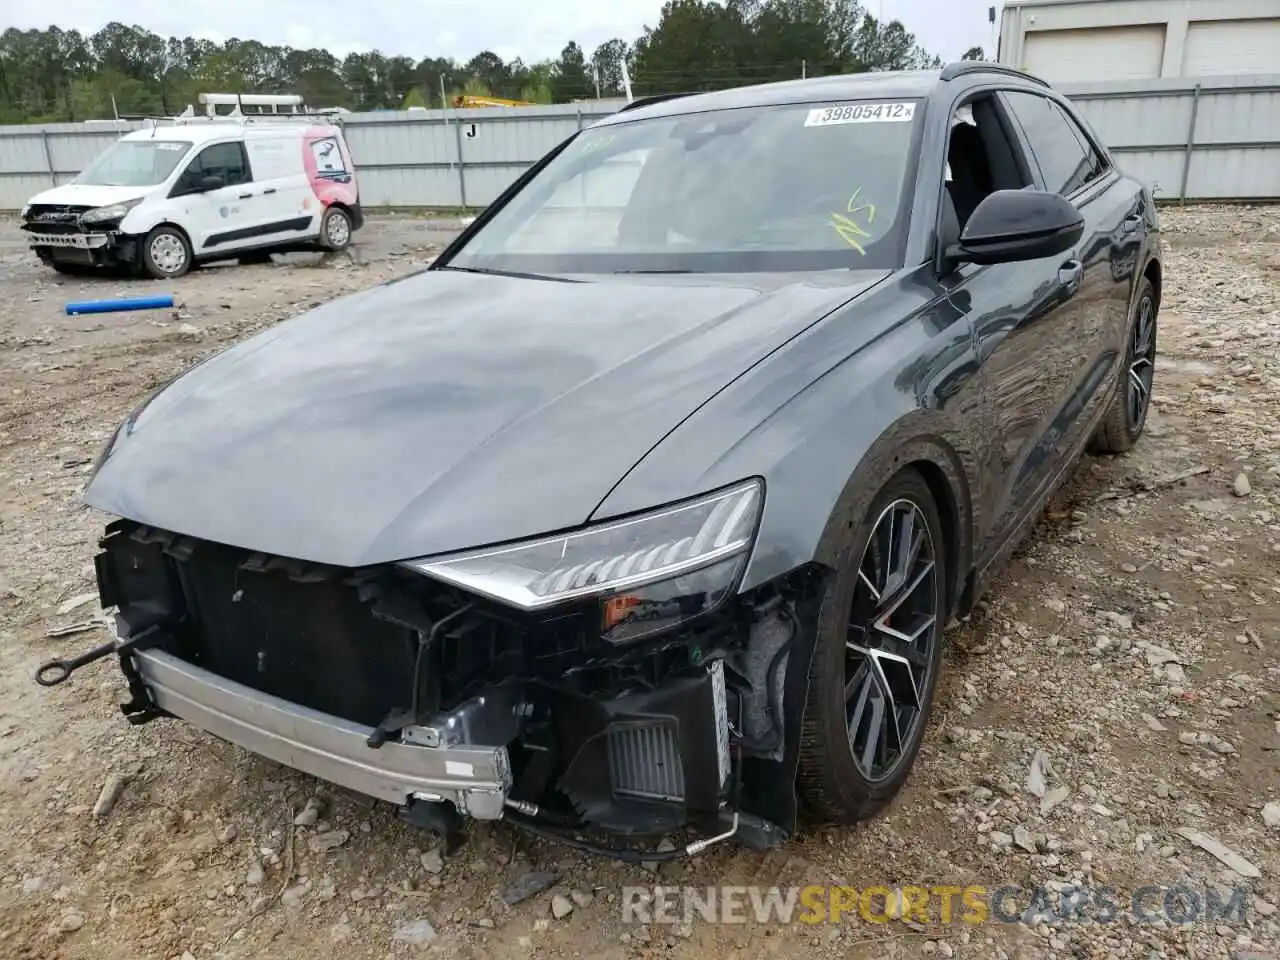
[26, 231, 112, 249]
[131, 649, 512, 818]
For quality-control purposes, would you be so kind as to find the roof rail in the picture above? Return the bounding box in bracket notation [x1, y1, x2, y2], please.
[939, 61, 1050, 87]
[171, 112, 341, 127]
[616, 92, 695, 114]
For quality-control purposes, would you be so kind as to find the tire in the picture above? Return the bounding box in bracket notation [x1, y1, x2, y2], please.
[319, 206, 353, 251]
[141, 225, 192, 279]
[1090, 276, 1158, 454]
[797, 467, 948, 824]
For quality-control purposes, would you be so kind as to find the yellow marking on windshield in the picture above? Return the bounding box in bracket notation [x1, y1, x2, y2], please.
[829, 187, 876, 254]
[845, 186, 875, 223]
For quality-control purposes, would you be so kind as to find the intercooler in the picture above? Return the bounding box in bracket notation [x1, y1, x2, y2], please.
[606, 720, 687, 802]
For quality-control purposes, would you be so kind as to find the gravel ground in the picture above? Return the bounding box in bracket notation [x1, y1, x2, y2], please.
[0, 207, 1276, 960]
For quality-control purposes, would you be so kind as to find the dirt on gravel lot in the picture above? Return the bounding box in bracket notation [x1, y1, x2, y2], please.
[0, 207, 1276, 960]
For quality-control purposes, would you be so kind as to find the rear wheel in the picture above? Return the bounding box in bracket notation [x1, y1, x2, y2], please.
[141, 225, 192, 279]
[1090, 276, 1157, 454]
[319, 206, 352, 251]
[798, 468, 948, 823]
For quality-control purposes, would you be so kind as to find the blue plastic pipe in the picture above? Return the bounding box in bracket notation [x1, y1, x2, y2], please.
[65, 295, 175, 316]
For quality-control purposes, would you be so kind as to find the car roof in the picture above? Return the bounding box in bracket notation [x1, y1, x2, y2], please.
[596, 70, 941, 125]
[594, 63, 1051, 126]
[119, 122, 323, 146]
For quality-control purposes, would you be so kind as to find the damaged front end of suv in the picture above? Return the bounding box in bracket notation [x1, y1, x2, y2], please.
[83, 478, 814, 855]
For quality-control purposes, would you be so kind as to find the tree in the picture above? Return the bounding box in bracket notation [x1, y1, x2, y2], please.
[464, 51, 509, 96]
[385, 55, 418, 104]
[631, 0, 943, 94]
[850, 14, 936, 71]
[632, 0, 747, 94]
[414, 56, 462, 107]
[590, 38, 630, 97]
[962, 46, 985, 61]
[551, 42, 591, 102]
[518, 60, 555, 103]
[288, 49, 351, 108]
[0, 4, 944, 122]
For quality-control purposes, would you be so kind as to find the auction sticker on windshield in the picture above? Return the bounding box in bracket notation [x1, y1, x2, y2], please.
[805, 102, 916, 126]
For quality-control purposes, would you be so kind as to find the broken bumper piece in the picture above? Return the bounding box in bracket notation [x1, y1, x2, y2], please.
[132, 647, 512, 819]
[26, 231, 112, 249]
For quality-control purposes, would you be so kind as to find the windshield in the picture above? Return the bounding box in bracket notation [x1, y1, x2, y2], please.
[448, 99, 922, 275]
[73, 139, 193, 187]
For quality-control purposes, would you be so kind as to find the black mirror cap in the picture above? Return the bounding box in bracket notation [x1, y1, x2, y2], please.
[951, 189, 1085, 266]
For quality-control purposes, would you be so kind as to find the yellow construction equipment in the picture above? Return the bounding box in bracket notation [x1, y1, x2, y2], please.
[451, 95, 536, 109]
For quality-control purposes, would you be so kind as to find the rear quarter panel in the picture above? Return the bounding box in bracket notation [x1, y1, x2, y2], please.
[304, 127, 359, 210]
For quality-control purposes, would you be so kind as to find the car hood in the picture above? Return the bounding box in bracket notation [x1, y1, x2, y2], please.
[85, 267, 888, 567]
[26, 182, 153, 209]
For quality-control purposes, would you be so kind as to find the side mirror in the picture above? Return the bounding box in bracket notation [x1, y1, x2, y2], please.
[948, 189, 1084, 266]
[198, 174, 225, 192]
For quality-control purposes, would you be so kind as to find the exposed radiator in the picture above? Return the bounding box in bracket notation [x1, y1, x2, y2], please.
[606, 720, 687, 802]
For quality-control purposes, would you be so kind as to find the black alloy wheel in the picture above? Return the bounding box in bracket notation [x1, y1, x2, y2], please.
[845, 496, 939, 782]
[1126, 291, 1156, 432]
[1090, 276, 1158, 454]
[798, 467, 948, 822]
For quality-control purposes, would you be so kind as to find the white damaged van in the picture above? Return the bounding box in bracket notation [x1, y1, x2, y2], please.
[19, 94, 364, 278]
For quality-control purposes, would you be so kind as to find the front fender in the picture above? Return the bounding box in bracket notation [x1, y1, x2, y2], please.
[592, 270, 980, 603]
[119, 207, 171, 238]
[593, 269, 985, 836]
[811, 425, 975, 610]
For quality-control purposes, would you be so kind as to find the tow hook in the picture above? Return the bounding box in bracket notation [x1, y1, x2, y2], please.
[34, 624, 160, 687]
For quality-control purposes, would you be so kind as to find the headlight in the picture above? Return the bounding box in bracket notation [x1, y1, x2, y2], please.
[19, 204, 30, 220]
[81, 199, 141, 224]
[402, 479, 763, 644]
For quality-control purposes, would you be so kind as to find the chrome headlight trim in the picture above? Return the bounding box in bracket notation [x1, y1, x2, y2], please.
[400, 479, 764, 612]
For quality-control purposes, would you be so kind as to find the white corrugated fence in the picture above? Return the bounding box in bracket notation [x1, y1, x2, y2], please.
[0, 77, 1277, 210]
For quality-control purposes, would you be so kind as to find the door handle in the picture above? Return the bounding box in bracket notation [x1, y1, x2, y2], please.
[238, 192, 254, 199]
[1058, 260, 1083, 293]
[262, 188, 277, 194]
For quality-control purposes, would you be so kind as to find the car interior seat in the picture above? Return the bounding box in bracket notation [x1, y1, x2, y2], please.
[946, 122, 994, 231]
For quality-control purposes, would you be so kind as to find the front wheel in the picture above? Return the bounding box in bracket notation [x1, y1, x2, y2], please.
[797, 467, 948, 823]
[140, 225, 192, 279]
[1090, 276, 1157, 454]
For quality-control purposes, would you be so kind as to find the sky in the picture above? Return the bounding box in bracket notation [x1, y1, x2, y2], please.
[10, 0, 1003, 67]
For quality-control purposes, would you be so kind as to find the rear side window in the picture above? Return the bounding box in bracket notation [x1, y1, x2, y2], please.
[245, 137, 292, 181]
[1002, 92, 1104, 197]
[182, 142, 252, 187]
